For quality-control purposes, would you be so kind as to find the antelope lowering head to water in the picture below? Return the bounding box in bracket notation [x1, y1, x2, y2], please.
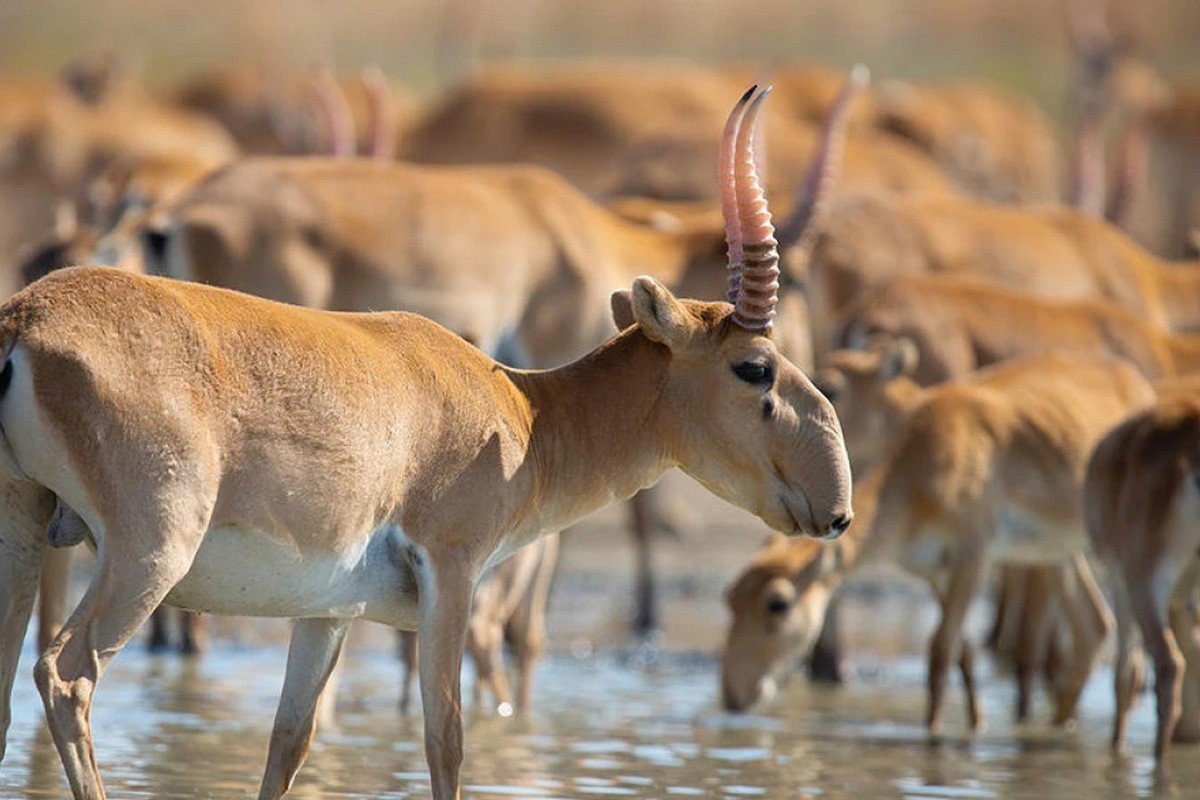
[0, 84, 851, 800]
[723, 351, 1153, 729]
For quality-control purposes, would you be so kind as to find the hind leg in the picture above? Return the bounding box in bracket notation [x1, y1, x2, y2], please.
[1168, 558, 1200, 742]
[38, 546, 73, 654]
[257, 618, 350, 800]
[0, 479, 55, 762]
[1013, 566, 1055, 723]
[34, 507, 209, 799]
[397, 630, 418, 715]
[178, 611, 206, 655]
[926, 552, 986, 734]
[509, 533, 559, 712]
[1110, 572, 1144, 752]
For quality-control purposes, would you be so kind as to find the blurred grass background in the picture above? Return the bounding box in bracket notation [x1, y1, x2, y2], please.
[1, 0, 1198, 109]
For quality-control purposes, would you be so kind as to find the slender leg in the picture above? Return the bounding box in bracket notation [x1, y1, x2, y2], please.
[958, 639, 984, 732]
[467, 577, 511, 713]
[926, 552, 986, 734]
[1049, 555, 1113, 726]
[1167, 558, 1200, 742]
[418, 562, 473, 800]
[0, 480, 55, 763]
[1013, 566, 1055, 723]
[510, 533, 558, 712]
[178, 611, 206, 656]
[1110, 572, 1144, 752]
[628, 490, 659, 638]
[986, 566, 1022, 657]
[397, 630, 418, 715]
[314, 656, 341, 729]
[257, 618, 351, 800]
[807, 592, 845, 684]
[35, 519, 207, 799]
[147, 607, 170, 652]
[1125, 570, 1184, 759]
[37, 546, 73, 653]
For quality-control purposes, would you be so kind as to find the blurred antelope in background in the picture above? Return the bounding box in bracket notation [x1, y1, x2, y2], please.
[1085, 393, 1200, 758]
[724, 350, 1152, 730]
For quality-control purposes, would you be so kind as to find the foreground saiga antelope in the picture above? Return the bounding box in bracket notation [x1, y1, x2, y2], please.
[1085, 394, 1200, 757]
[0, 85, 852, 800]
[725, 349, 1151, 729]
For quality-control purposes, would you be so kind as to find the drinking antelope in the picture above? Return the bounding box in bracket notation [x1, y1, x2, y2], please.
[0, 84, 852, 800]
[724, 350, 1153, 731]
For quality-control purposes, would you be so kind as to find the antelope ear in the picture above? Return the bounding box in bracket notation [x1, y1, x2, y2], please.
[878, 337, 919, 380]
[610, 290, 635, 330]
[629, 276, 690, 348]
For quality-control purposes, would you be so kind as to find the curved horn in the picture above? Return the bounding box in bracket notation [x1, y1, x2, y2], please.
[312, 69, 356, 158]
[362, 67, 398, 160]
[776, 64, 869, 252]
[722, 85, 758, 304]
[731, 86, 779, 330]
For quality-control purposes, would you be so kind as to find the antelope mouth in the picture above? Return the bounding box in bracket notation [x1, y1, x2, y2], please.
[779, 493, 818, 538]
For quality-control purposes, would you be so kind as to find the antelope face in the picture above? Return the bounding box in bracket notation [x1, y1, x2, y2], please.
[616, 278, 852, 541]
[720, 535, 834, 711]
[812, 340, 917, 473]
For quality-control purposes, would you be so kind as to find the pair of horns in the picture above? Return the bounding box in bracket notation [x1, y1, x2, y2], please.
[721, 65, 869, 330]
[310, 68, 397, 159]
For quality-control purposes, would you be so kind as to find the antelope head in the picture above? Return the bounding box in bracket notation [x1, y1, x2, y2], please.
[615, 85, 853, 540]
[720, 531, 837, 711]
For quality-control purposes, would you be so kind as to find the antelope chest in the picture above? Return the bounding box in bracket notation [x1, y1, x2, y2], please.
[165, 523, 420, 627]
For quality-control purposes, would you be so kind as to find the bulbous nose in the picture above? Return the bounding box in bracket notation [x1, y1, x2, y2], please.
[821, 513, 853, 541]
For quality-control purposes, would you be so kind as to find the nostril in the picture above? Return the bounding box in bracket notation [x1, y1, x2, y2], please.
[829, 514, 853, 536]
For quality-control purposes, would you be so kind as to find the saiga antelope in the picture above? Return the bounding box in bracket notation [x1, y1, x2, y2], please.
[805, 193, 1200, 361]
[135, 71, 864, 649]
[724, 349, 1152, 730]
[837, 274, 1200, 385]
[0, 85, 852, 800]
[1085, 394, 1200, 757]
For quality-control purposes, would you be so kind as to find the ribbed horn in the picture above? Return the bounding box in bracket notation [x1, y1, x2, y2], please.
[731, 86, 779, 330]
[362, 67, 398, 160]
[722, 85, 758, 304]
[776, 64, 869, 251]
[312, 69, 356, 158]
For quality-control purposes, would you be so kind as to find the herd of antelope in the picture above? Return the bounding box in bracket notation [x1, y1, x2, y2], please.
[1, 7, 1200, 799]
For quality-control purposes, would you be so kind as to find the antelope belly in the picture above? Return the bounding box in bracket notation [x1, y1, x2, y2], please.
[165, 524, 419, 625]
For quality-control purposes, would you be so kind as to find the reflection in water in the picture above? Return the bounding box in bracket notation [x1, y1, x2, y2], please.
[1, 639, 1194, 799]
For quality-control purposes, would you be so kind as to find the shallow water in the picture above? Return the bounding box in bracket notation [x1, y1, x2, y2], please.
[2, 637, 1196, 800]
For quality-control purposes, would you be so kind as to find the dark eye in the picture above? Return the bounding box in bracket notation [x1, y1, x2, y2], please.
[732, 361, 774, 385]
[765, 595, 790, 615]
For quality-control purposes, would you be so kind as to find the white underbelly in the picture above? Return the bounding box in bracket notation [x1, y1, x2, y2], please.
[989, 504, 1084, 564]
[166, 524, 419, 627]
